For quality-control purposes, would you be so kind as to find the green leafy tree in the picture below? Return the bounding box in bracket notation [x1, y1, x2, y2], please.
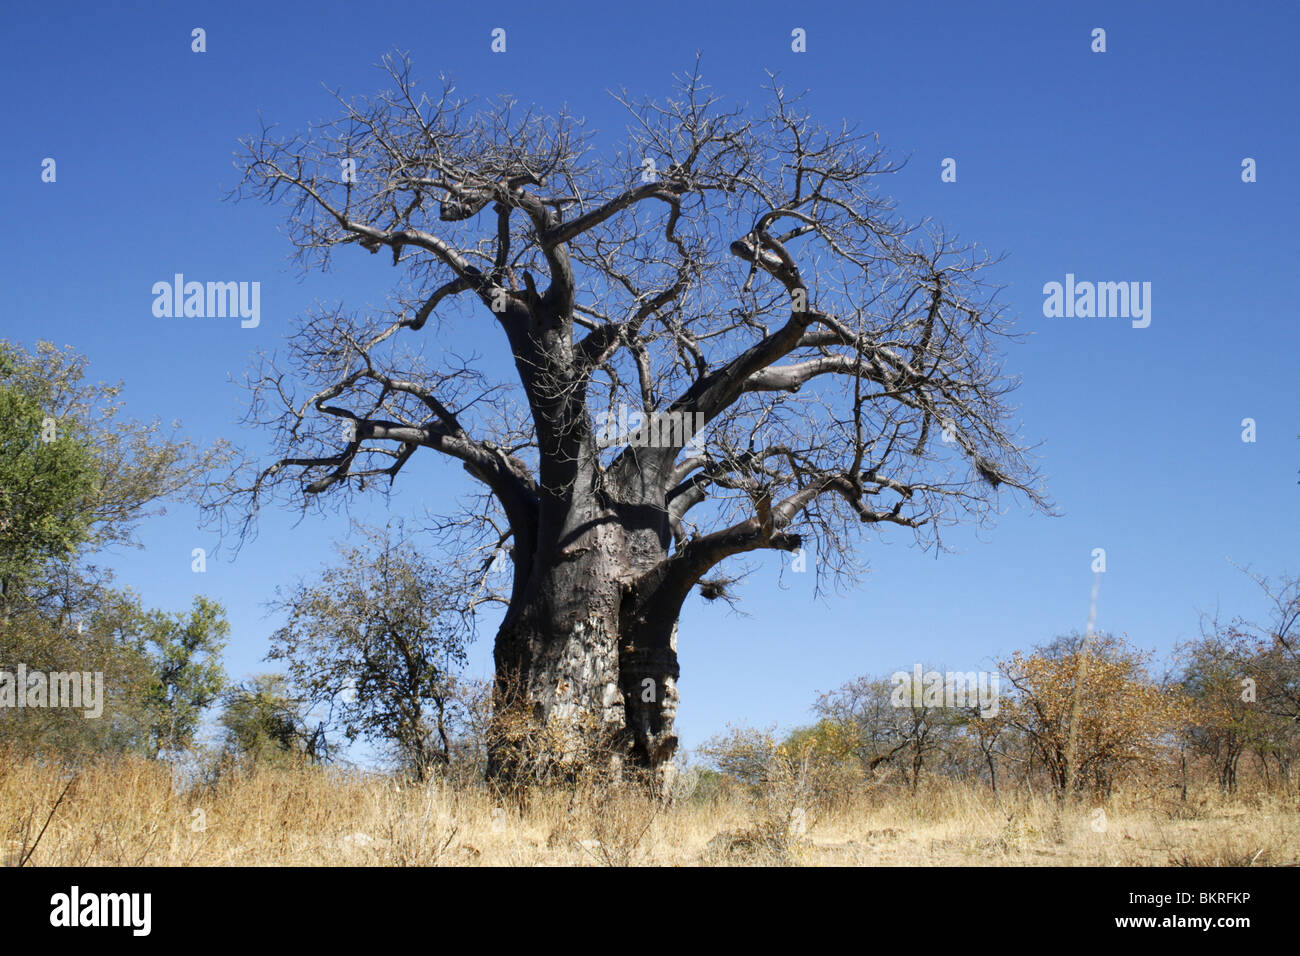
[218, 674, 321, 768]
[0, 592, 152, 758]
[0, 339, 229, 623]
[136, 596, 229, 757]
[269, 524, 470, 781]
[0, 341, 232, 761]
[0, 590, 230, 760]
[0, 344, 98, 612]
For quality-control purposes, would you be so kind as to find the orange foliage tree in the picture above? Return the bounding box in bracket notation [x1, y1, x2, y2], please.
[997, 633, 1186, 797]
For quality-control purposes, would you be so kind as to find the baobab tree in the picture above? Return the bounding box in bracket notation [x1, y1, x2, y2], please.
[213, 53, 1046, 787]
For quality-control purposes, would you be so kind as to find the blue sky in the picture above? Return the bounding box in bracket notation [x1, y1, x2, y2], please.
[3, 1, 1296, 757]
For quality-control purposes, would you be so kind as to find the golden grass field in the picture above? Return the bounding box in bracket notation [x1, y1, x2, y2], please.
[3, 754, 1297, 866]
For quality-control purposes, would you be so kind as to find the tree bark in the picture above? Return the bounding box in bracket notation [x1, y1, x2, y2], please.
[486, 500, 682, 790]
[488, 460, 691, 790]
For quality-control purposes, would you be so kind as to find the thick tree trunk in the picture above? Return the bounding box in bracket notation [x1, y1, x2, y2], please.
[486, 509, 681, 791]
[618, 604, 680, 785]
[483, 306, 687, 790]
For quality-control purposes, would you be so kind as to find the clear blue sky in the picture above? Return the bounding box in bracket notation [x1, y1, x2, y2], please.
[3, 0, 1296, 757]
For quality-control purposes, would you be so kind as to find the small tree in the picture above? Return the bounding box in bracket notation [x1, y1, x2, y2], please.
[0, 588, 229, 761]
[1179, 633, 1267, 791]
[957, 704, 1008, 793]
[0, 344, 97, 616]
[696, 724, 780, 789]
[777, 719, 862, 804]
[1228, 571, 1300, 729]
[268, 524, 471, 781]
[136, 596, 229, 758]
[218, 674, 321, 768]
[1191, 570, 1300, 790]
[1000, 633, 1186, 797]
[0, 596, 154, 758]
[815, 672, 960, 790]
[0, 340, 228, 625]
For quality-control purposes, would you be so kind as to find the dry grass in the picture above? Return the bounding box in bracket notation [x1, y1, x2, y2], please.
[2, 753, 1297, 866]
